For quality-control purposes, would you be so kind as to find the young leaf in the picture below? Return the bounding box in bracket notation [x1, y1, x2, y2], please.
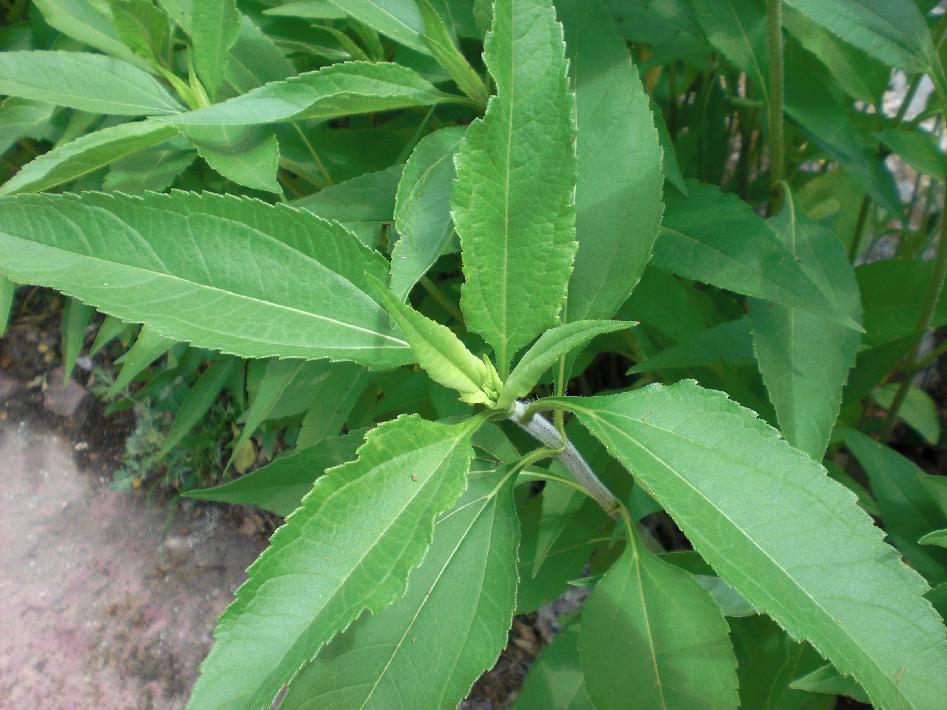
[418, 0, 489, 105]
[453, 0, 576, 376]
[750, 191, 862, 460]
[168, 62, 465, 128]
[191, 0, 240, 100]
[656, 182, 861, 329]
[280, 464, 519, 710]
[556, 0, 664, 325]
[553, 381, 947, 710]
[159, 357, 236, 456]
[514, 626, 593, 710]
[872, 383, 941, 445]
[0, 276, 14, 338]
[366, 274, 500, 405]
[390, 126, 465, 299]
[60, 298, 94, 384]
[0, 192, 412, 368]
[0, 51, 184, 115]
[108, 325, 175, 395]
[0, 120, 179, 195]
[186, 415, 479, 710]
[186, 430, 365, 515]
[498, 320, 634, 408]
[842, 428, 947, 584]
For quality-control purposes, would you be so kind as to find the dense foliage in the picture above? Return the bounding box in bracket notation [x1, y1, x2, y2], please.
[1, 0, 946, 708]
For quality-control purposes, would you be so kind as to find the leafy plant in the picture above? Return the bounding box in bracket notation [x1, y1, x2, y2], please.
[1, 0, 946, 708]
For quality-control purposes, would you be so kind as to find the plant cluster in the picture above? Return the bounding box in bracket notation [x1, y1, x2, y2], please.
[1, 0, 946, 708]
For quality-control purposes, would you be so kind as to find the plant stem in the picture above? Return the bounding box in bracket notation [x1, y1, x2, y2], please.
[849, 196, 872, 262]
[510, 401, 621, 518]
[879, 190, 947, 441]
[418, 276, 464, 323]
[766, 0, 785, 211]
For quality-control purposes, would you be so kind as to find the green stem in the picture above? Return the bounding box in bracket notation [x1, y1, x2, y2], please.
[849, 196, 872, 262]
[418, 276, 464, 323]
[766, 0, 785, 211]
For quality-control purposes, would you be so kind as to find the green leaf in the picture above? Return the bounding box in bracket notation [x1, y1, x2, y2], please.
[791, 664, 870, 704]
[629, 317, 754, 374]
[390, 126, 465, 299]
[920, 529, 947, 549]
[579, 529, 739, 710]
[90, 315, 132, 356]
[295, 163, 403, 230]
[186, 431, 365, 515]
[514, 626, 593, 710]
[264, 1, 346, 20]
[858, 259, 947, 346]
[60, 298, 94, 385]
[109, 0, 173, 63]
[103, 140, 196, 194]
[872, 383, 942, 445]
[160, 357, 236, 456]
[655, 182, 861, 329]
[877, 128, 947, 180]
[418, 0, 489, 104]
[0, 51, 183, 116]
[226, 14, 297, 92]
[192, 0, 240, 100]
[366, 274, 500, 405]
[186, 415, 478, 710]
[842, 428, 947, 584]
[169, 62, 464, 128]
[750, 191, 862, 460]
[296, 363, 372, 448]
[183, 124, 281, 193]
[557, 0, 664, 325]
[327, 0, 429, 53]
[109, 325, 175, 395]
[33, 0, 147, 66]
[0, 192, 412, 368]
[0, 98, 58, 156]
[499, 320, 634, 408]
[280, 464, 519, 710]
[0, 120, 179, 195]
[554, 381, 947, 710]
[0, 276, 14, 339]
[783, 0, 940, 77]
[453, 0, 576, 376]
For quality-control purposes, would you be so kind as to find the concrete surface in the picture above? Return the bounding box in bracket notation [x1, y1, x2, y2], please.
[0, 415, 265, 709]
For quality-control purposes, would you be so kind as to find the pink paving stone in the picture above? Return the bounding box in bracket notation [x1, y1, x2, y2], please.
[0, 419, 266, 709]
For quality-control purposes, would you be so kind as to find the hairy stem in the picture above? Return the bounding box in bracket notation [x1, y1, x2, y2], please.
[510, 401, 621, 518]
[766, 0, 785, 210]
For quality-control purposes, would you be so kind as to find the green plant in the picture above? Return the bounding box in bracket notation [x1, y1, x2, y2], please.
[1, 0, 946, 708]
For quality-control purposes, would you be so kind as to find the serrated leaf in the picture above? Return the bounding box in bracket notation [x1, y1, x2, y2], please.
[186, 415, 478, 709]
[169, 61, 464, 128]
[226, 14, 297, 92]
[453, 0, 576, 376]
[109, 0, 172, 63]
[629, 317, 754, 374]
[553, 381, 947, 710]
[280, 464, 518, 710]
[327, 0, 429, 54]
[390, 127, 465, 300]
[0, 98, 58, 155]
[103, 140, 196, 194]
[185, 430, 365, 515]
[580, 529, 739, 710]
[33, 0, 147, 66]
[499, 320, 633, 408]
[109, 325, 174, 395]
[0, 192, 412, 368]
[872, 383, 941, 445]
[557, 0, 664, 325]
[160, 357, 236, 456]
[750, 191, 862, 460]
[183, 124, 281, 193]
[192, 0, 240, 100]
[655, 182, 861, 329]
[0, 120, 178, 195]
[418, 0, 488, 104]
[296, 363, 372, 448]
[367, 274, 498, 405]
[842, 428, 947, 584]
[295, 163, 403, 227]
[791, 664, 870, 704]
[0, 51, 183, 116]
[783, 0, 940, 80]
[60, 298, 93, 385]
[514, 625, 593, 710]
